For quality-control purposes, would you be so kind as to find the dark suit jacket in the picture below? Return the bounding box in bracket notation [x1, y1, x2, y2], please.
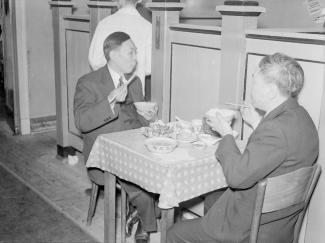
[74, 66, 147, 183]
[201, 97, 319, 243]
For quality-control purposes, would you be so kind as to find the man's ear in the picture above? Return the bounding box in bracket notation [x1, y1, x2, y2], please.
[109, 49, 118, 61]
[267, 82, 279, 100]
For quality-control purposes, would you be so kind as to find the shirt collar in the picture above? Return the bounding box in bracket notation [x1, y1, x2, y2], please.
[107, 64, 124, 88]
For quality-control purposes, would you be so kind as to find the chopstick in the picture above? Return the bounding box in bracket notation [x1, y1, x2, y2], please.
[224, 102, 249, 108]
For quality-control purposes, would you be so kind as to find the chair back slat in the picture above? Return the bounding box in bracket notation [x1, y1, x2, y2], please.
[262, 166, 315, 213]
[249, 164, 322, 243]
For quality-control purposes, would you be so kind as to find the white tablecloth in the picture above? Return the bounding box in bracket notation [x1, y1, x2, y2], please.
[86, 129, 228, 209]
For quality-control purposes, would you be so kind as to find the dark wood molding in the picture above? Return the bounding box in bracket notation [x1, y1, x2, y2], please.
[219, 11, 262, 16]
[170, 26, 221, 35]
[246, 34, 325, 46]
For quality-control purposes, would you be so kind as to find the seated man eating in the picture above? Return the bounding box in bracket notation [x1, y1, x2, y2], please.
[74, 31, 158, 243]
[167, 53, 319, 243]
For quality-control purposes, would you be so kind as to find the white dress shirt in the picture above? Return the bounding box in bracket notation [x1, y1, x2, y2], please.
[107, 64, 124, 88]
[88, 6, 152, 92]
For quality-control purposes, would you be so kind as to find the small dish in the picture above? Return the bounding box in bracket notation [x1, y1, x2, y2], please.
[176, 132, 197, 143]
[145, 137, 178, 154]
[198, 134, 222, 145]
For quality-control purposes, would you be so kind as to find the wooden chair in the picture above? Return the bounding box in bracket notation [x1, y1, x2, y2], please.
[87, 182, 128, 243]
[249, 164, 322, 243]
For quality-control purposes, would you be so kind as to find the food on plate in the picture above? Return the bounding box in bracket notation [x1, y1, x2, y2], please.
[141, 120, 175, 137]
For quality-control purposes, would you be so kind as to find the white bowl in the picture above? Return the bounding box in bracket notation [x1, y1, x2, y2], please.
[205, 108, 236, 123]
[145, 137, 178, 154]
[134, 102, 157, 112]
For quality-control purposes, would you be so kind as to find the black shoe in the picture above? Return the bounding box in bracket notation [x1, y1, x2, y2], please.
[125, 208, 139, 237]
[135, 222, 149, 243]
[84, 187, 104, 199]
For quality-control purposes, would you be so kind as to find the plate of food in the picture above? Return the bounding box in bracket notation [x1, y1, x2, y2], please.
[141, 120, 175, 138]
[144, 137, 178, 154]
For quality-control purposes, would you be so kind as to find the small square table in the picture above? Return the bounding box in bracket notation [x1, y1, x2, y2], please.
[86, 129, 233, 243]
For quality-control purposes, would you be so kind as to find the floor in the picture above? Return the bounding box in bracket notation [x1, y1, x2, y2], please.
[0, 164, 96, 242]
[0, 86, 164, 242]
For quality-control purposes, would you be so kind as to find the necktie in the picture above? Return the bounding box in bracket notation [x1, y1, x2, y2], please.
[118, 76, 124, 88]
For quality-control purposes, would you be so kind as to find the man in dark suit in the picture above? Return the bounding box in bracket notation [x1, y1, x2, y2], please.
[167, 53, 319, 243]
[74, 31, 158, 243]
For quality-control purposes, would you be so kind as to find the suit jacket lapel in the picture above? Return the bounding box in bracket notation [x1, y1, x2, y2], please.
[99, 66, 115, 94]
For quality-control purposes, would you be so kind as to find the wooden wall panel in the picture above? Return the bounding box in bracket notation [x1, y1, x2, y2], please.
[170, 43, 221, 121]
[66, 29, 90, 138]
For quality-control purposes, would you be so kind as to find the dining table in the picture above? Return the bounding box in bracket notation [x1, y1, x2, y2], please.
[86, 128, 245, 243]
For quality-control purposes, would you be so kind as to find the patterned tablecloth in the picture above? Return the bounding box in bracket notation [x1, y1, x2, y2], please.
[86, 129, 228, 209]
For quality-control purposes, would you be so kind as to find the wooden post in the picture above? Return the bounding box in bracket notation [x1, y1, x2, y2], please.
[49, 1, 75, 157]
[146, 2, 185, 122]
[87, 0, 118, 39]
[216, 3, 265, 105]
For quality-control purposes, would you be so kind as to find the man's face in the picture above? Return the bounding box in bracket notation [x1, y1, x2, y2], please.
[112, 39, 137, 74]
[250, 69, 271, 110]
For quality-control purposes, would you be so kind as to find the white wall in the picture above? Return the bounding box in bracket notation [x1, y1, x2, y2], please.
[26, 0, 56, 119]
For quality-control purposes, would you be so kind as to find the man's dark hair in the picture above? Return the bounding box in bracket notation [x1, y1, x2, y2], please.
[103, 32, 131, 62]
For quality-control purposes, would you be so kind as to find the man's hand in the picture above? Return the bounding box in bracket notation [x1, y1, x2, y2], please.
[240, 103, 262, 130]
[107, 85, 128, 103]
[205, 113, 233, 137]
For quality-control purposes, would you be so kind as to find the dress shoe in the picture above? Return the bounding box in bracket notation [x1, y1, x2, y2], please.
[135, 221, 149, 243]
[125, 208, 139, 237]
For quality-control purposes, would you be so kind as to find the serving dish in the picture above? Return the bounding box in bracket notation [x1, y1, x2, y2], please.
[144, 137, 178, 154]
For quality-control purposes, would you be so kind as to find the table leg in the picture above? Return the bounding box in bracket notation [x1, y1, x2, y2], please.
[104, 171, 116, 243]
[160, 208, 175, 243]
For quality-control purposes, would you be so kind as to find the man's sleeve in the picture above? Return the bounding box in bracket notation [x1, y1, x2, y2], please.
[216, 122, 287, 189]
[88, 23, 107, 71]
[73, 78, 117, 133]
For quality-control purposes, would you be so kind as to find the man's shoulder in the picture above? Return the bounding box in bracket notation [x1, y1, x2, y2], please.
[78, 67, 107, 86]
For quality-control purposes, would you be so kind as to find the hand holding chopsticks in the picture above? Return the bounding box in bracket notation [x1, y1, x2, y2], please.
[108, 74, 136, 103]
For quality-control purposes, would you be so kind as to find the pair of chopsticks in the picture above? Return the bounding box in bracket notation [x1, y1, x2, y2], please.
[224, 102, 249, 108]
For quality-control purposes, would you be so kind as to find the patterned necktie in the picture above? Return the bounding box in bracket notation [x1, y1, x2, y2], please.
[118, 76, 124, 88]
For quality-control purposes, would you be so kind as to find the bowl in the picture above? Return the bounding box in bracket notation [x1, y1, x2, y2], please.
[134, 102, 157, 112]
[205, 108, 236, 123]
[144, 137, 178, 154]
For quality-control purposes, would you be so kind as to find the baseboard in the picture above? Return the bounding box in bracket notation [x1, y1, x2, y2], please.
[30, 115, 56, 133]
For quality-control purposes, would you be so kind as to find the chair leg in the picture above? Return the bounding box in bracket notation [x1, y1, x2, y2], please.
[86, 182, 99, 226]
[121, 188, 127, 243]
